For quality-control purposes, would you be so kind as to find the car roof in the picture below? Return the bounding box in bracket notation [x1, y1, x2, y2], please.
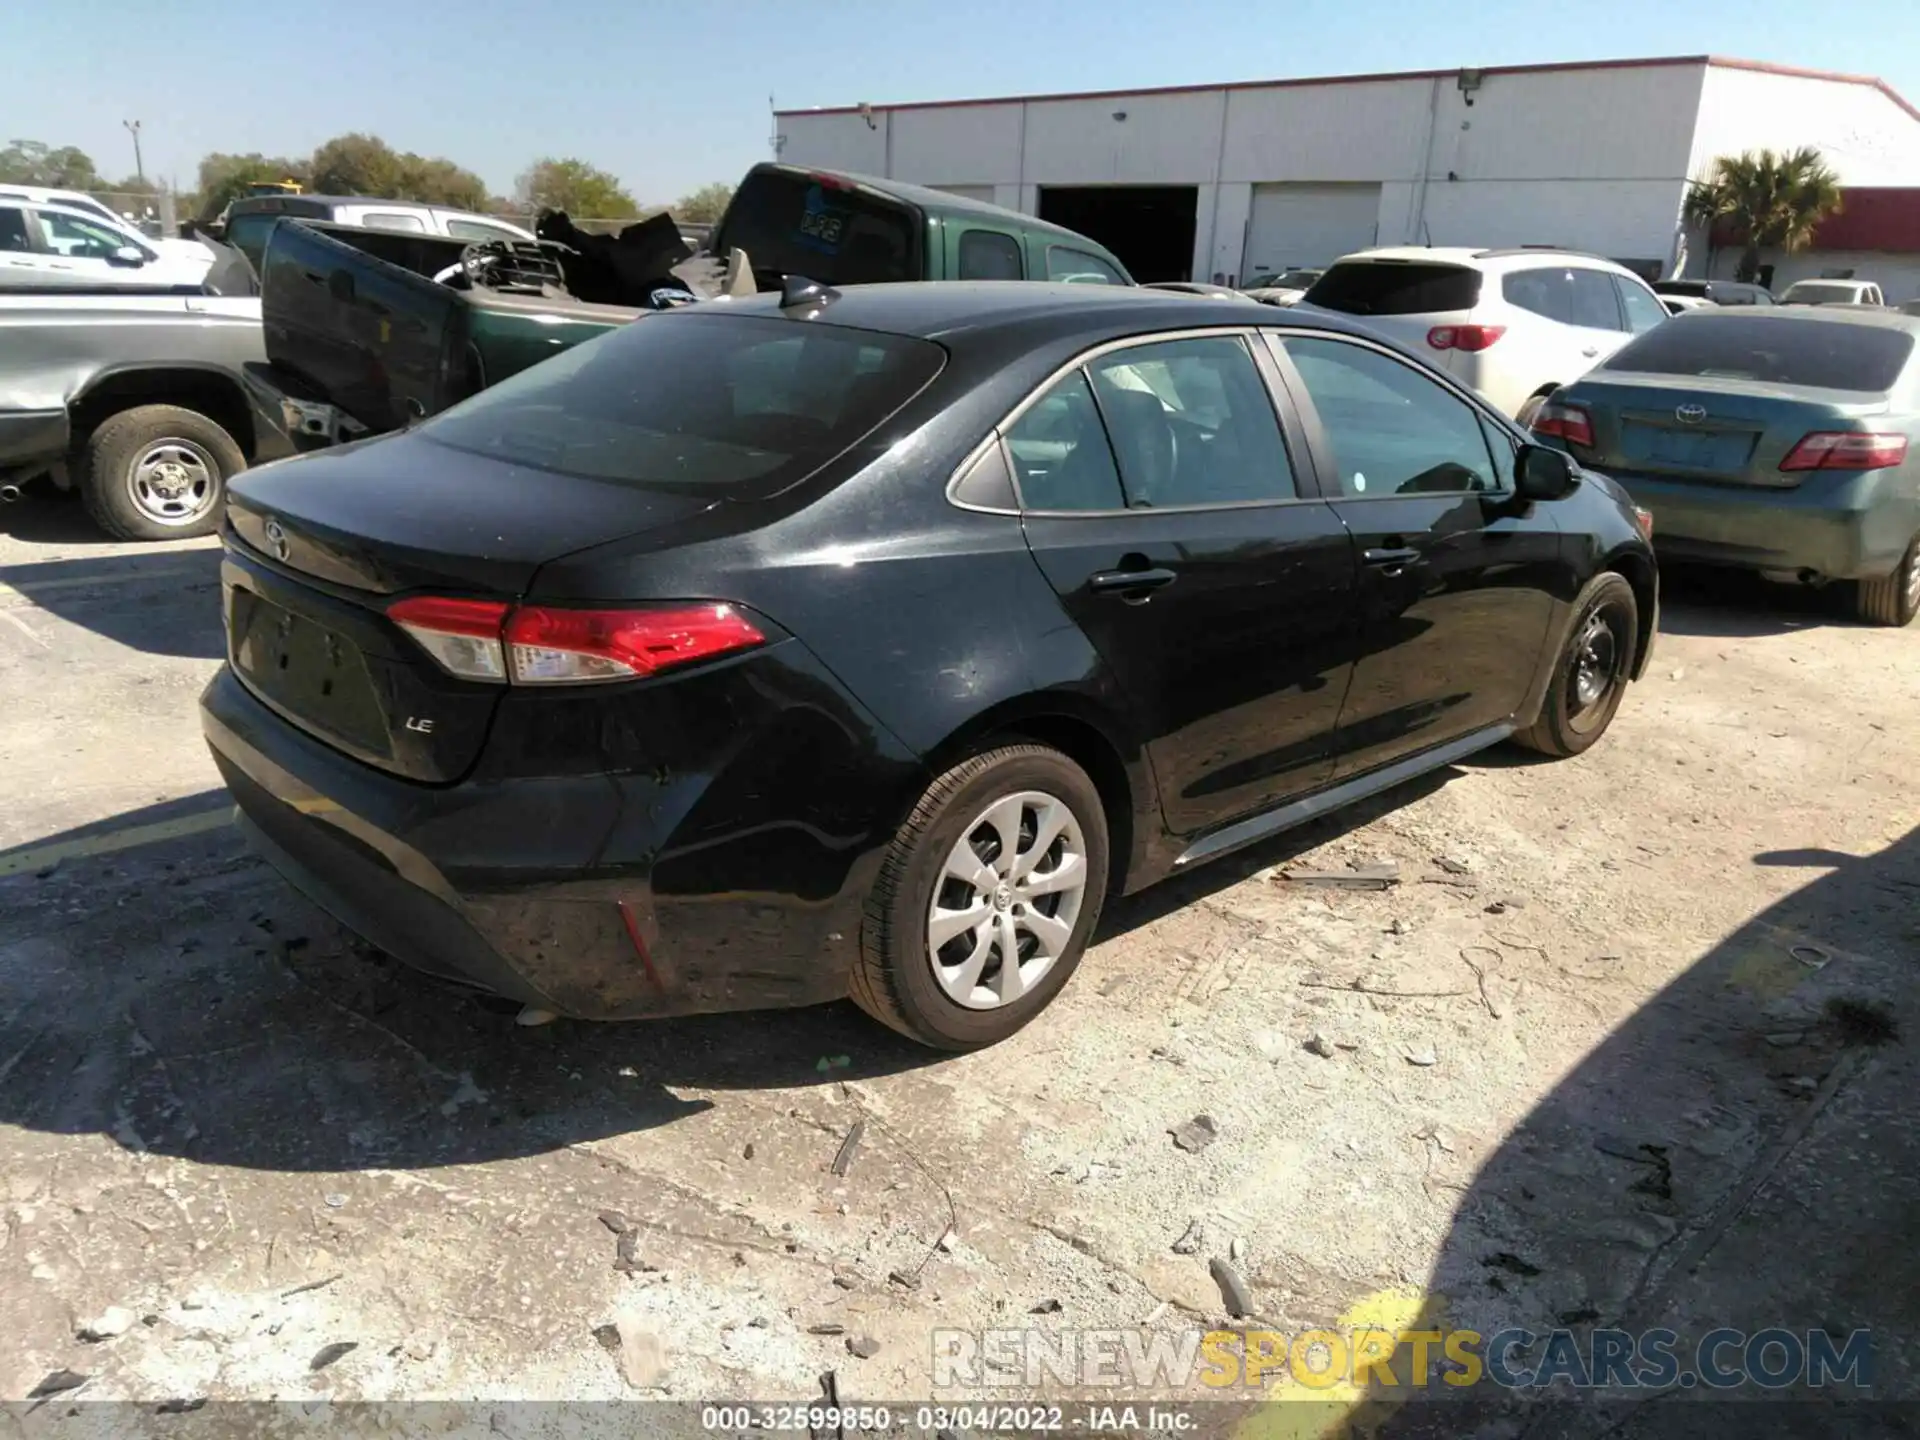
[692, 280, 1383, 343]
[1668, 303, 1920, 333]
[737, 164, 1117, 251]
[1331, 244, 1632, 273]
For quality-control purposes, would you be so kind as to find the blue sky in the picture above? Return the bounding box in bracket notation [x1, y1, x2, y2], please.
[14, 0, 1917, 204]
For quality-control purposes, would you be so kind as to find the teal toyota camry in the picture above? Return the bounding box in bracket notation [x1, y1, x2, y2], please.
[1531, 307, 1920, 625]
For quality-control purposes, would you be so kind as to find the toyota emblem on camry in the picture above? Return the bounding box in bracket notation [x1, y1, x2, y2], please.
[263, 518, 290, 560]
[1675, 403, 1708, 424]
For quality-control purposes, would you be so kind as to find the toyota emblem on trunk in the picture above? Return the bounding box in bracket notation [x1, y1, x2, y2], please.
[1675, 403, 1708, 424]
[263, 518, 290, 560]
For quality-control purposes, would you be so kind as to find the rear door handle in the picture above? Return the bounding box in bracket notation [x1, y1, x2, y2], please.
[1090, 566, 1178, 599]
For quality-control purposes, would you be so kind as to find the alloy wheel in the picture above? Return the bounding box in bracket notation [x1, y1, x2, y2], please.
[926, 790, 1089, 1010]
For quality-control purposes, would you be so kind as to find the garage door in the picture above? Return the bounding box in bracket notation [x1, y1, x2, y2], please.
[1242, 183, 1382, 278]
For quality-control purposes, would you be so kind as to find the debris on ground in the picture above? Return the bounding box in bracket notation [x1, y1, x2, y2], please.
[742, 1143, 756, 1160]
[1209, 1258, 1255, 1317]
[1277, 861, 1400, 890]
[1404, 1044, 1438, 1067]
[322, 1193, 348, 1208]
[847, 1334, 882, 1359]
[309, 1341, 358, 1372]
[1304, 1032, 1337, 1059]
[1170, 1115, 1220, 1154]
[29, 1370, 89, 1399]
[1230, 1237, 1247, 1261]
[809, 1323, 847, 1336]
[76, 1306, 135, 1342]
[888, 1269, 922, 1290]
[1484, 898, 1527, 915]
[514, 1007, 558, 1027]
[831, 1118, 866, 1177]
[1250, 1029, 1287, 1062]
[615, 1324, 668, 1389]
[1030, 1298, 1063, 1314]
[598, 1209, 631, 1235]
[1433, 857, 1472, 875]
[280, 1274, 341, 1299]
[156, 1398, 207, 1415]
[591, 1324, 621, 1353]
[1171, 1218, 1206, 1255]
[1825, 995, 1899, 1046]
[1481, 1252, 1542, 1278]
[613, 1230, 658, 1274]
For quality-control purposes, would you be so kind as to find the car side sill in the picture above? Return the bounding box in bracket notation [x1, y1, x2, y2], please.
[1172, 723, 1515, 870]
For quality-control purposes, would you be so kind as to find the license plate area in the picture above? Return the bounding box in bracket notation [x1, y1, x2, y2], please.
[1624, 422, 1758, 474]
[230, 586, 391, 758]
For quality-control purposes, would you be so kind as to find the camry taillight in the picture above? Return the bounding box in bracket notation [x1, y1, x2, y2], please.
[386, 598, 765, 685]
[1427, 324, 1506, 352]
[1531, 401, 1594, 448]
[1779, 432, 1909, 472]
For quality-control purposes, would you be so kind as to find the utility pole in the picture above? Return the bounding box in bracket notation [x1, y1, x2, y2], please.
[123, 120, 145, 184]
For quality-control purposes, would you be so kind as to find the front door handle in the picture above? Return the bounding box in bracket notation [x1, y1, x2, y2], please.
[1362, 546, 1421, 572]
[1090, 566, 1178, 599]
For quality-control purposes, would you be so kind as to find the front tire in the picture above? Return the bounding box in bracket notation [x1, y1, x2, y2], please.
[851, 744, 1109, 1051]
[1853, 535, 1920, 627]
[81, 404, 244, 541]
[1513, 573, 1639, 758]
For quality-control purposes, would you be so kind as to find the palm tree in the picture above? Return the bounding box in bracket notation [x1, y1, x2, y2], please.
[1683, 147, 1844, 284]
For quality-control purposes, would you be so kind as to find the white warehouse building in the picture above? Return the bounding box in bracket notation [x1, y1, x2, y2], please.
[775, 54, 1920, 290]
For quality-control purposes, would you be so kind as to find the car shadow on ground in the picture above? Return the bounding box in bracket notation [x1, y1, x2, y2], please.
[1655, 562, 1859, 639]
[0, 542, 223, 659]
[0, 489, 107, 546]
[0, 766, 1468, 1179]
[1329, 824, 1920, 1436]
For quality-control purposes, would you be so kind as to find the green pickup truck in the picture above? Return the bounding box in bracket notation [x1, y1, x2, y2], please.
[247, 164, 1134, 451]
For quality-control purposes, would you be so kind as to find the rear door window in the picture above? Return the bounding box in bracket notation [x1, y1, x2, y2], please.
[1614, 275, 1668, 333]
[225, 213, 279, 270]
[1601, 315, 1914, 392]
[0, 206, 32, 253]
[1085, 336, 1296, 507]
[1503, 267, 1571, 323]
[1046, 247, 1126, 285]
[417, 312, 945, 491]
[1005, 372, 1126, 511]
[959, 230, 1023, 280]
[1569, 268, 1625, 330]
[1303, 262, 1481, 315]
[714, 171, 918, 286]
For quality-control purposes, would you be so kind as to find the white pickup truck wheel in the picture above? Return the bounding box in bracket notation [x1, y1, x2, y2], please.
[82, 404, 245, 541]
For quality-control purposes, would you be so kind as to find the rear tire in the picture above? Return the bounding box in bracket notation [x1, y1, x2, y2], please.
[81, 404, 244, 542]
[1853, 536, 1920, 627]
[851, 744, 1109, 1051]
[1513, 573, 1639, 758]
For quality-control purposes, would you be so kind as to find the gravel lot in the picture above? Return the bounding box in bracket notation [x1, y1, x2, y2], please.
[2, 490, 1914, 1433]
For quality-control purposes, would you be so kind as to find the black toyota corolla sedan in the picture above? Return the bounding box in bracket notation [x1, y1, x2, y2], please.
[201, 281, 1656, 1050]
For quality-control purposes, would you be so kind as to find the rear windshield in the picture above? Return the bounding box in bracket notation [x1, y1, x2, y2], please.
[1782, 282, 1861, 303]
[417, 311, 945, 489]
[1302, 261, 1481, 315]
[714, 172, 919, 286]
[1600, 315, 1914, 392]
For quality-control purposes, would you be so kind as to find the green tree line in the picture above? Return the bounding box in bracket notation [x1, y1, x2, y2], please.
[1, 134, 734, 224]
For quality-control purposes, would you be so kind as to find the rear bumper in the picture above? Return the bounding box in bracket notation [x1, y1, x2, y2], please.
[1606, 468, 1920, 581]
[201, 662, 911, 1021]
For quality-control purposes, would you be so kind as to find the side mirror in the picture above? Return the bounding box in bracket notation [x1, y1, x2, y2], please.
[107, 245, 147, 268]
[1516, 442, 1580, 501]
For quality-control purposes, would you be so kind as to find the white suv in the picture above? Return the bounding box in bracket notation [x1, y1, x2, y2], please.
[1292, 246, 1670, 420]
[0, 200, 216, 290]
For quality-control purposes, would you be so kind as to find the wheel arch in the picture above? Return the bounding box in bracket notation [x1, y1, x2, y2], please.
[918, 693, 1154, 898]
[1603, 544, 1659, 680]
[68, 366, 256, 461]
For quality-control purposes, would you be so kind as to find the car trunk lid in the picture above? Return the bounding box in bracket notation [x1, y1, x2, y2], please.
[223, 433, 726, 782]
[1557, 373, 1890, 487]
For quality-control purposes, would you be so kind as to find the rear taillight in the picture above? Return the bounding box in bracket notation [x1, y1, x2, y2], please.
[1427, 324, 1506, 352]
[1779, 432, 1909, 472]
[1530, 401, 1594, 449]
[505, 604, 766, 685]
[388, 596, 511, 682]
[1632, 506, 1653, 540]
[386, 599, 765, 686]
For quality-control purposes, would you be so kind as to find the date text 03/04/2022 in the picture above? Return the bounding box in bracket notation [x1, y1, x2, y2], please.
[698, 1404, 1197, 1432]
